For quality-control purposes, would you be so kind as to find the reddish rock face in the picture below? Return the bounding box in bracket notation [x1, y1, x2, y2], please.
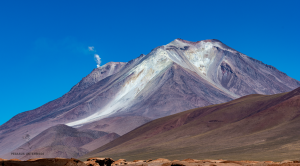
[84, 160, 100, 166]
[113, 159, 127, 165]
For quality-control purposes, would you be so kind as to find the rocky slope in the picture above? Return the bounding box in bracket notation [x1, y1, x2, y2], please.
[81, 87, 300, 162]
[0, 38, 299, 159]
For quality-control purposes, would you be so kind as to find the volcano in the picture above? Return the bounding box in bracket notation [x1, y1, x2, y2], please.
[0, 39, 299, 159]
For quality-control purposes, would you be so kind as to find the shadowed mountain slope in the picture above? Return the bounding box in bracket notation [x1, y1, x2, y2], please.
[1, 124, 119, 160]
[82, 87, 300, 162]
[77, 116, 152, 135]
[80, 133, 120, 152]
[0, 39, 299, 159]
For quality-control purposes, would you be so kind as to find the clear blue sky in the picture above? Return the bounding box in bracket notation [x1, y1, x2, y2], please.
[0, 0, 299, 125]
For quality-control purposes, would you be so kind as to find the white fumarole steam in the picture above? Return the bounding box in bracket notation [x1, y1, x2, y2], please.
[88, 46, 101, 68]
[94, 54, 101, 68]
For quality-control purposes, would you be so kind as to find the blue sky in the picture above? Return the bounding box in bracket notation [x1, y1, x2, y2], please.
[0, 0, 299, 125]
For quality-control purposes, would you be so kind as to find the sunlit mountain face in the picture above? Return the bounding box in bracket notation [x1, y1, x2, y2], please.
[67, 38, 300, 127]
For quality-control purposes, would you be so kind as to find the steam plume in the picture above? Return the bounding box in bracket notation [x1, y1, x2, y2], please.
[88, 46, 101, 68]
[94, 54, 101, 68]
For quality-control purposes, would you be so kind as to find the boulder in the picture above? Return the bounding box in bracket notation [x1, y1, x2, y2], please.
[238, 160, 259, 164]
[87, 157, 115, 166]
[124, 162, 136, 165]
[133, 160, 146, 163]
[84, 160, 100, 166]
[151, 158, 171, 163]
[281, 160, 294, 164]
[219, 160, 244, 165]
[162, 161, 190, 166]
[201, 160, 214, 163]
[181, 159, 195, 163]
[88, 158, 106, 161]
[113, 159, 127, 165]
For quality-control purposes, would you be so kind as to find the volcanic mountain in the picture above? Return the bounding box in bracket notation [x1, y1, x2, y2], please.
[0, 39, 299, 159]
[82, 87, 300, 162]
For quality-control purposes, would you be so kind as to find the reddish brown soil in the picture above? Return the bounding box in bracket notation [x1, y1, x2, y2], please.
[81, 88, 300, 162]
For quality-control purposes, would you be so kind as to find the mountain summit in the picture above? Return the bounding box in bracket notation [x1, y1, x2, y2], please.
[0, 39, 299, 159]
[66, 38, 299, 127]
